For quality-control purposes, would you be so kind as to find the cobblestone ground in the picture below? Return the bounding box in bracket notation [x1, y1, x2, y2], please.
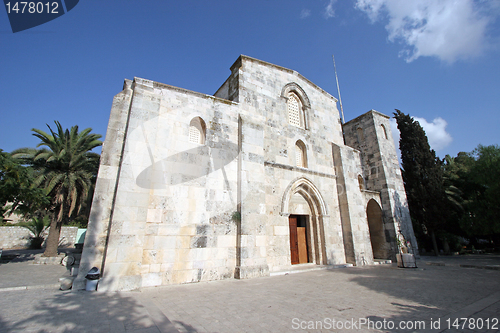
[0, 260, 499, 332]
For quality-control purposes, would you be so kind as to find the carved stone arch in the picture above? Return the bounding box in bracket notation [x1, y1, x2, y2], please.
[281, 177, 328, 265]
[281, 82, 311, 109]
[368, 195, 382, 209]
[281, 177, 327, 216]
[281, 83, 311, 129]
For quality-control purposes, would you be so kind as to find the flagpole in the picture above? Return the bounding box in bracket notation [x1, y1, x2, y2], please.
[332, 55, 345, 124]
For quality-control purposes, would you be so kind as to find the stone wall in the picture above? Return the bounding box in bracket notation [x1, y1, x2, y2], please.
[0, 226, 79, 249]
[234, 58, 347, 272]
[77, 76, 242, 292]
[343, 110, 418, 258]
[77, 55, 416, 292]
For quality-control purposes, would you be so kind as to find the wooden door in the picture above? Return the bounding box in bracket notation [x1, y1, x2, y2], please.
[297, 227, 308, 263]
[289, 216, 299, 264]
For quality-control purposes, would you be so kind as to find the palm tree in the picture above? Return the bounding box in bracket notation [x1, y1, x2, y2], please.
[19, 121, 102, 256]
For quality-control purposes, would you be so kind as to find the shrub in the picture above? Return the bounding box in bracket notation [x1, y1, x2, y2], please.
[19, 216, 50, 249]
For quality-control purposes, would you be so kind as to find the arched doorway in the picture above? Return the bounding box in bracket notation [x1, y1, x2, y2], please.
[281, 177, 327, 265]
[366, 199, 387, 259]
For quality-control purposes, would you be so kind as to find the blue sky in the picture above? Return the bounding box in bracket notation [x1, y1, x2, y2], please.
[1, 0, 499, 158]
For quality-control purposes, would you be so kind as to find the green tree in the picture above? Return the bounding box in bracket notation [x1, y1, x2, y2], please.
[461, 145, 500, 240]
[442, 146, 500, 246]
[394, 110, 446, 255]
[0, 150, 48, 222]
[15, 122, 102, 257]
[442, 153, 473, 233]
[440, 153, 472, 252]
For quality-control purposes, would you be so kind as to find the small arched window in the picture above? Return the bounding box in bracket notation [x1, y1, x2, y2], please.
[288, 92, 304, 128]
[357, 127, 364, 142]
[358, 175, 365, 190]
[189, 117, 206, 144]
[295, 140, 307, 168]
[381, 124, 388, 139]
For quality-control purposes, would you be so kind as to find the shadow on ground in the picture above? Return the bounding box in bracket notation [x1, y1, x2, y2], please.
[0, 248, 76, 264]
[0, 287, 197, 333]
[1, 257, 499, 332]
[325, 263, 500, 331]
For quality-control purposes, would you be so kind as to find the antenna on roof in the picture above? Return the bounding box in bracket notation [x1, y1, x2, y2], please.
[332, 55, 345, 124]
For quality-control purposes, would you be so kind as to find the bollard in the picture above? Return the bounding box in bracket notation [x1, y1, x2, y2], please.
[85, 267, 100, 291]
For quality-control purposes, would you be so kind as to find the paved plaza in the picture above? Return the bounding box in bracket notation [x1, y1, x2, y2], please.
[0, 252, 499, 332]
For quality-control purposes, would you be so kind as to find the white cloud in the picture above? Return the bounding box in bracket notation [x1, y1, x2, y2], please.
[390, 118, 400, 148]
[414, 117, 453, 151]
[325, 0, 337, 18]
[355, 0, 499, 63]
[390, 116, 453, 153]
[300, 9, 311, 19]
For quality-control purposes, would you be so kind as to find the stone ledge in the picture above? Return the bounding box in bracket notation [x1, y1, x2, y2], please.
[264, 161, 336, 179]
[0, 283, 61, 292]
[33, 253, 65, 265]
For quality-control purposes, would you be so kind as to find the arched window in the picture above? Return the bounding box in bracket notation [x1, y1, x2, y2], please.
[189, 117, 206, 144]
[381, 124, 388, 139]
[357, 127, 364, 142]
[295, 140, 307, 168]
[282, 83, 310, 129]
[358, 175, 365, 190]
[288, 92, 304, 128]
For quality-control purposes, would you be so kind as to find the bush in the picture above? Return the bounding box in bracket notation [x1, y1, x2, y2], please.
[19, 216, 50, 249]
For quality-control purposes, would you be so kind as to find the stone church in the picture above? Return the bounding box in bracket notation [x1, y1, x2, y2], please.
[75, 55, 418, 291]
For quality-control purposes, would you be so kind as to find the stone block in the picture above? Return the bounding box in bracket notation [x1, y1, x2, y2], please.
[147, 209, 162, 223]
[141, 272, 162, 287]
[234, 264, 270, 279]
[98, 274, 142, 292]
[256, 235, 267, 247]
[217, 235, 236, 248]
[273, 226, 289, 236]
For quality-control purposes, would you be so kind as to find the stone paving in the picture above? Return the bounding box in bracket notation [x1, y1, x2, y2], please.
[0, 262, 68, 291]
[0, 254, 499, 332]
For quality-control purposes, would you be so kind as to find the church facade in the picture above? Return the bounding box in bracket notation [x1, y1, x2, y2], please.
[75, 55, 418, 291]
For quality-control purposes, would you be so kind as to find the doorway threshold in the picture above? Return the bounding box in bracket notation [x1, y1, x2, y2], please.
[270, 263, 353, 276]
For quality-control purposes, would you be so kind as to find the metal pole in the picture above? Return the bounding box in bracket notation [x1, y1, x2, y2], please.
[332, 55, 345, 124]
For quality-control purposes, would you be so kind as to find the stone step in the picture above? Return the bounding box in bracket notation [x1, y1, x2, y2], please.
[373, 259, 392, 265]
[270, 263, 353, 276]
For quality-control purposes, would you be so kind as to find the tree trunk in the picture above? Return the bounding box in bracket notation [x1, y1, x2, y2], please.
[43, 218, 62, 257]
[443, 238, 450, 254]
[431, 230, 440, 256]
